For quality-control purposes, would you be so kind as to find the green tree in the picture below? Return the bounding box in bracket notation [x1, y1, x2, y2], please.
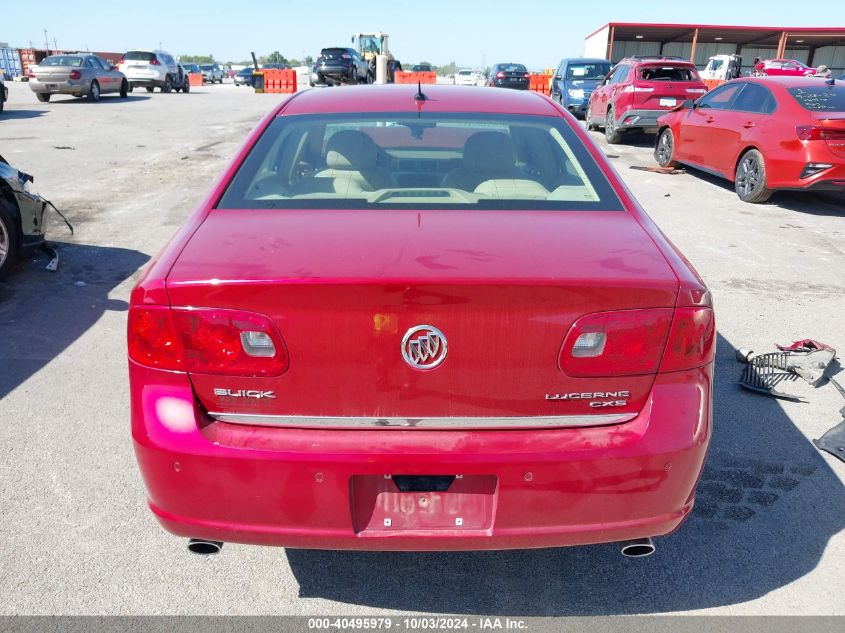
[265, 51, 288, 65]
[304, 55, 314, 66]
[179, 54, 215, 63]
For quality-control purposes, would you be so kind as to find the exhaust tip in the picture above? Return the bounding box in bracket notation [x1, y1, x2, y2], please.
[187, 539, 223, 555]
[619, 537, 655, 558]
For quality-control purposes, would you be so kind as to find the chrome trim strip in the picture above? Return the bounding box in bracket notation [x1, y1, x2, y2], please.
[206, 412, 636, 430]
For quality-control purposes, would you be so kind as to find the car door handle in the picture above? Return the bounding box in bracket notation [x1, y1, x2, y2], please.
[705, 116, 715, 123]
[743, 121, 755, 129]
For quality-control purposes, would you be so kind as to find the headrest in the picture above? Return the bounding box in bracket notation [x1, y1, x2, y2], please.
[463, 132, 516, 172]
[325, 130, 378, 171]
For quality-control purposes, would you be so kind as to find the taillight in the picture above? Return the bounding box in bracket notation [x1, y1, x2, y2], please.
[796, 125, 845, 141]
[69, 70, 81, 80]
[496, 71, 505, 79]
[149, 58, 160, 65]
[128, 306, 289, 376]
[559, 309, 673, 377]
[341, 53, 351, 59]
[28, 68, 35, 78]
[658, 307, 716, 372]
[523, 73, 530, 79]
[623, 84, 654, 93]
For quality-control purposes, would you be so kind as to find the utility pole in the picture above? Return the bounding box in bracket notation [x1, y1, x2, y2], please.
[44, 29, 49, 53]
[53, 37, 58, 52]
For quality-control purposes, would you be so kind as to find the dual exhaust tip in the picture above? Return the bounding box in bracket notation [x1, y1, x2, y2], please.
[187, 537, 654, 558]
[618, 537, 655, 558]
[187, 539, 223, 555]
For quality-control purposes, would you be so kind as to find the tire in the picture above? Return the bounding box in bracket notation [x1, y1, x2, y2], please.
[127, 83, 134, 93]
[145, 87, 154, 93]
[366, 71, 373, 84]
[0, 200, 21, 281]
[655, 128, 678, 168]
[36, 93, 51, 103]
[119, 80, 128, 98]
[182, 77, 190, 93]
[87, 81, 100, 102]
[162, 75, 172, 93]
[604, 106, 623, 144]
[585, 103, 597, 130]
[735, 149, 773, 203]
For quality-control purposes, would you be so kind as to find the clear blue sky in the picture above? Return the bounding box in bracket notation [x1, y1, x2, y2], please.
[4, 0, 843, 68]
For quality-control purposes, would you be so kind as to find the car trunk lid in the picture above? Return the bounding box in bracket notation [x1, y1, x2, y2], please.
[813, 115, 845, 158]
[166, 209, 680, 423]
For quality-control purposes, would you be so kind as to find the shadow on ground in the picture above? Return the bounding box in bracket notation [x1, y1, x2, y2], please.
[0, 241, 149, 399]
[0, 109, 48, 120]
[286, 332, 844, 614]
[47, 95, 152, 105]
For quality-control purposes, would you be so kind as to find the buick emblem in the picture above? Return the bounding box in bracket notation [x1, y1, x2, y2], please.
[401, 325, 448, 370]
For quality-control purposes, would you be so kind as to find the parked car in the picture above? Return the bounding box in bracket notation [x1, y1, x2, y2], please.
[486, 63, 530, 90]
[412, 64, 433, 72]
[199, 63, 224, 84]
[754, 59, 816, 77]
[234, 67, 254, 87]
[181, 63, 201, 75]
[313, 47, 371, 85]
[28, 54, 128, 102]
[0, 76, 6, 113]
[550, 58, 612, 118]
[128, 84, 714, 556]
[587, 56, 707, 143]
[454, 68, 482, 86]
[0, 154, 53, 279]
[655, 77, 845, 202]
[119, 50, 185, 93]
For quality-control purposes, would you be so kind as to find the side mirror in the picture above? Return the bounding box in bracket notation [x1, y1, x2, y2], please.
[109, 64, 116, 71]
[682, 99, 696, 109]
[554, 74, 562, 80]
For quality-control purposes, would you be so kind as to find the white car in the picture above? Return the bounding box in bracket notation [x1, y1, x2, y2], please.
[454, 68, 482, 86]
[119, 50, 186, 93]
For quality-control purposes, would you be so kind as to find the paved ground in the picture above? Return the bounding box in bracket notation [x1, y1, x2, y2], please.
[1, 80, 844, 616]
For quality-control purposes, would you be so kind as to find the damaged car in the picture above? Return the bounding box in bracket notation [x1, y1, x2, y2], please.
[0, 154, 70, 279]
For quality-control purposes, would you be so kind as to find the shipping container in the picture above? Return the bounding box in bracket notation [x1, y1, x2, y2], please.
[1, 47, 22, 79]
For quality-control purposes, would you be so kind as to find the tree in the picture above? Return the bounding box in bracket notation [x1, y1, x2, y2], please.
[265, 51, 288, 65]
[304, 55, 314, 66]
[179, 54, 215, 63]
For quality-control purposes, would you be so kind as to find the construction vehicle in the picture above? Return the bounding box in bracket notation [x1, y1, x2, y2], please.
[351, 32, 402, 84]
[699, 54, 743, 90]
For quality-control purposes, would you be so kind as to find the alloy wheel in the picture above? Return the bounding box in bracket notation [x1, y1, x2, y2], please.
[0, 218, 8, 267]
[736, 155, 759, 197]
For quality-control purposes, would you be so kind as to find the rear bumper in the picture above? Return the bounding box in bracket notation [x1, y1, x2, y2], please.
[29, 79, 87, 95]
[317, 64, 354, 77]
[616, 108, 674, 129]
[132, 362, 712, 551]
[490, 81, 529, 90]
[127, 78, 165, 88]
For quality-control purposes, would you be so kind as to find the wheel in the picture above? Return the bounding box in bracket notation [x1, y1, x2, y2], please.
[366, 71, 373, 84]
[604, 106, 623, 144]
[585, 103, 596, 130]
[87, 81, 100, 102]
[127, 83, 134, 93]
[119, 80, 128, 98]
[145, 87, 154, 93]
[655, 128, 678, 168]
[0, 199, 21, 280]
[36, 93, 51, 103]
[162, 75, 172, 93]
[735, 149, 773, 203]
[182, 77, 190, 93]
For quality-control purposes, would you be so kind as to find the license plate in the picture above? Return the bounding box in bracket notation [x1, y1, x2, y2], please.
[660, 98, 676, 107]
[46, 84, 57, 90]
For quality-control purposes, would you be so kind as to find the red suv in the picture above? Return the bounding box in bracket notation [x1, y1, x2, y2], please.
[587, 56, 707, 143]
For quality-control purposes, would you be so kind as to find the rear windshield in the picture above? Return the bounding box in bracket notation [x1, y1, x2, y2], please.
[217, 112, 624, 211]
[787, 85, 845, 112]
[199, 64, 214, 70]
[40, 56, 83, 67]
[321, 48, 347, 55]
[457, 70, 473, 76]
[566, 63, 611, 80]
[497, 64, 526, 73]
[123, 51, 156, 62]
[639, 66, 698, 81]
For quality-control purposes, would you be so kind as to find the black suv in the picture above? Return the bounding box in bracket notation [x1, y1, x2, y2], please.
[314, 47, 371, 85]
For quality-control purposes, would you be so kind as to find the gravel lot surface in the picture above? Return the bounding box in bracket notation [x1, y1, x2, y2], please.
[1, 80, 843, 616]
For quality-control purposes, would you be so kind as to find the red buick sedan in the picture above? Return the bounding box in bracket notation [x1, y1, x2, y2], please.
[655, 77, 845, 202]
[129, 85, 714, 557]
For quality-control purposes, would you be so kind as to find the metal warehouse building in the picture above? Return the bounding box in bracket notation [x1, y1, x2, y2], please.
[585, 23, 845, 75]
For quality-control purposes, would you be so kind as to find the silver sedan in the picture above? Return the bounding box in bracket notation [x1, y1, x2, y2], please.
[28, 54, 128, 103]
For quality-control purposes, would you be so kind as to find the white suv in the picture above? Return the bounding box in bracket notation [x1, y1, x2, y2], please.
[119, 50, 187, 93]
[454, 68, 482, 86]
